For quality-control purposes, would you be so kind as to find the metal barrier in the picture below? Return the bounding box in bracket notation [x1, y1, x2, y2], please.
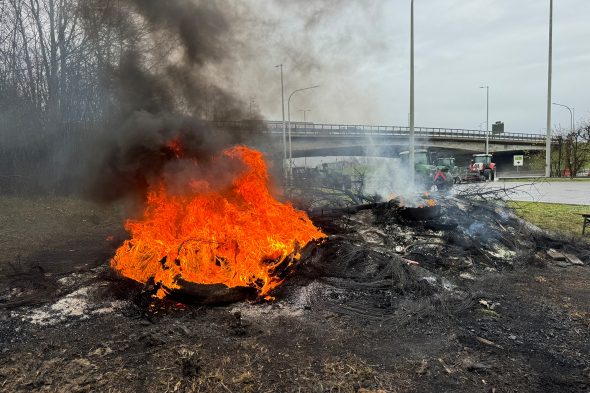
[215, 120, 551, 144]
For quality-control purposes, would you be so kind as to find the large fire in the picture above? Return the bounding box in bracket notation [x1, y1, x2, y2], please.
[111, 145, 325, 299]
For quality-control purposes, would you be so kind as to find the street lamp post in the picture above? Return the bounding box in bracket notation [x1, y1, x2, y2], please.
[480, 85, 490, 155]
[276, 64, 287, 180]
[288, 85, 320, 175]
[552, 102, 574, 134]
[545, 0, 554, 177]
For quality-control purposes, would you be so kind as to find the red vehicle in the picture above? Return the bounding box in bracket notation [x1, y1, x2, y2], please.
[465, 153, 496, 181]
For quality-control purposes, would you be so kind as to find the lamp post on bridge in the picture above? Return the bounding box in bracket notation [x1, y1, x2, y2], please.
[298, 109, 311, 123]
[479, 85, 490, 155]
[288, 85, 320, 177]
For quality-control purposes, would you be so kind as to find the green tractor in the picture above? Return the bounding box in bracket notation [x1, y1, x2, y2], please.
[399, 149, 453, 190]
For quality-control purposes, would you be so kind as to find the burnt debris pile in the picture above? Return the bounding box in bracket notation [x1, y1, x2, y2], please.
[280, 196, 589, 322]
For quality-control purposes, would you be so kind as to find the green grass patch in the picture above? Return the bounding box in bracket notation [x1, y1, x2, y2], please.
[507, 201, 590, 236]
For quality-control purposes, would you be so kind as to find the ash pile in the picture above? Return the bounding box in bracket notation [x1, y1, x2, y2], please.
[278, 194, 589, 322]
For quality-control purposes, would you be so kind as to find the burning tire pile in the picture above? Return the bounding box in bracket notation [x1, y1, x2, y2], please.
[108, 146, 325, 303]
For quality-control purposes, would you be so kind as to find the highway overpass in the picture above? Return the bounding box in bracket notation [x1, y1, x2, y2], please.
[219, 121, 552, 158]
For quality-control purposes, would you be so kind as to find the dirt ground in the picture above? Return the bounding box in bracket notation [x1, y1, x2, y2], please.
[0, 196, 589, 392]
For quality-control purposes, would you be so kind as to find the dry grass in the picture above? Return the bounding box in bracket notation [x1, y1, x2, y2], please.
[0, 196, 126, 273]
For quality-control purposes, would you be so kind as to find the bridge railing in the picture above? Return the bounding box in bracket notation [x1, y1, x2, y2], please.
[214, 120, 552, 143]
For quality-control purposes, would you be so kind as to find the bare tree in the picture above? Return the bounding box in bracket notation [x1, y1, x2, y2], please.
[0, 0, 132, 193]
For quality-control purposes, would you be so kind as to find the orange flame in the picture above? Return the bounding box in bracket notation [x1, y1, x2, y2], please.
[417, 199, 437, 209]
[111, 145, 325, 299]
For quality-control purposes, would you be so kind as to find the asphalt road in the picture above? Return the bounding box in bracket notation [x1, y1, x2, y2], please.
[456, 181, 590, 205]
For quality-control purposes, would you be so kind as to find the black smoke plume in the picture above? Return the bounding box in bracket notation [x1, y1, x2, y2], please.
[81, 0, 256, 202]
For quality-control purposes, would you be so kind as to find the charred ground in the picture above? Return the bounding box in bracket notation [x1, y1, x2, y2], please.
[0, 194, 589, 392]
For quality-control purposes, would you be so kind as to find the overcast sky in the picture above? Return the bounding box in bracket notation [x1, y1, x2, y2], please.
[243, 0, 590, 134]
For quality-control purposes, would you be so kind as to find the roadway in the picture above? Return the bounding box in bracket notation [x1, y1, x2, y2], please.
[457, 181, 590, 205]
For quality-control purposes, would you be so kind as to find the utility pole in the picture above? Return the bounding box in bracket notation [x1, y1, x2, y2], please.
[276, 64, 287, 180]
[409, 0, 415, 187]
[545, 0, 553, 177]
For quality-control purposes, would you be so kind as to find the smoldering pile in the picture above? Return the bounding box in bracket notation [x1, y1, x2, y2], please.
[274, 195, 590, 324]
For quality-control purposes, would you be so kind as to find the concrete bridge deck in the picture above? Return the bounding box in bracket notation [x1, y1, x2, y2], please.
[218, 120, 552, 157]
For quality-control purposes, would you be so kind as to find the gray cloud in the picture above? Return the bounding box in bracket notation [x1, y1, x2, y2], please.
[239, 0, 590, 133]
